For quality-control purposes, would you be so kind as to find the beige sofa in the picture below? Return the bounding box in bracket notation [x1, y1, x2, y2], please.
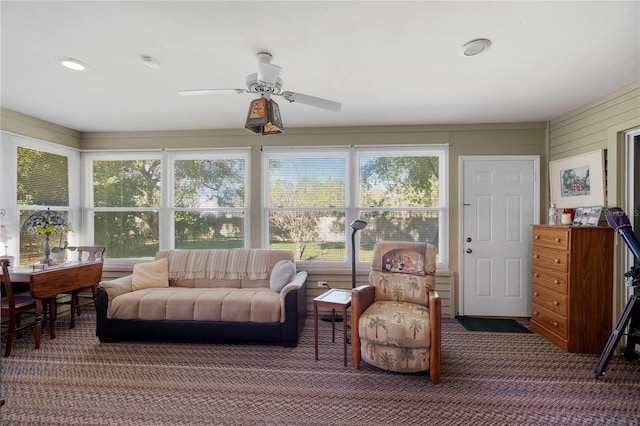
[96, 249, 307, 347]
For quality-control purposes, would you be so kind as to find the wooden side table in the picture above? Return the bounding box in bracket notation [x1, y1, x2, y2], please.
[314, 288, 351, 366]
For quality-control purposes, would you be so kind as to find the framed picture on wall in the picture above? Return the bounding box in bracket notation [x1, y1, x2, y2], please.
[549, 150, 605, 209]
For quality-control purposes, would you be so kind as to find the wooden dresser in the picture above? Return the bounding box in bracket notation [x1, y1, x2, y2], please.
[530, 225, 613, 353]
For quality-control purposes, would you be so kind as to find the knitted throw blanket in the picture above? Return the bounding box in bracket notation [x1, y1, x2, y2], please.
[167, 249, 271, 281]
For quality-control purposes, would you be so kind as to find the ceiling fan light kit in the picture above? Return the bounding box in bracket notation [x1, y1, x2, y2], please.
[179, 51, 341, 132]
[245, 97, 284, 135]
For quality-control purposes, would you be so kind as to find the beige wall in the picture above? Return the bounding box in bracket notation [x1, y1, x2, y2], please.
[1, 109, 549, 317]
[3, 81, 637, 319]
[85, 122, 548, 318]
[549, 81, 639, 161]
[0, 107, 81, 148]
[81, 122, 548, 267]
[548, 80, 640, 327]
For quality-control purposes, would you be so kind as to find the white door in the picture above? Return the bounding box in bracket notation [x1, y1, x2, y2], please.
[460, 156, 539, 317]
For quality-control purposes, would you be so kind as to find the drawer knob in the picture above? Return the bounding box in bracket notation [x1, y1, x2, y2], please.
[533, 311, 538, 316]
[553, 321, 558, 327]
[553, 301, 559, 306]
[534, 273, 539, 277]
[534, 292, 538, 297]
[534, 235, 540, 240]
[534, 254, 539, 258]
[554, 259, 560, 263]
[554, 279, 559, 284]
[555, 238, 560, 242]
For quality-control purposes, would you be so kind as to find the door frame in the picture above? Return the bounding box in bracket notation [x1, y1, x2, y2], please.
[457, 155, 541, 316]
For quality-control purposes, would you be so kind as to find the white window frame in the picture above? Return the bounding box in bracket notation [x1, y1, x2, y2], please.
[262, 146, 350, 268]
[82, 150, 163, 262]
[1, 131, 80, 265]
[167, 149, 251, 249]
[82, 148, 251, 263]
[355, 145, 448, 267]
[262, 145, 448, 270]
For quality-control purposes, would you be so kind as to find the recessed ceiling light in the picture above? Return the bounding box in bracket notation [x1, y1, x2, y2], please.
[141, 55, 161, 69]
[459, 39, 492, 57]
[57, 57, 88, 71]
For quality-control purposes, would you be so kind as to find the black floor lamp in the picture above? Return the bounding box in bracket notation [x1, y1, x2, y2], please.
[322, 219, 367, 323]
[350, 219, 368, 289]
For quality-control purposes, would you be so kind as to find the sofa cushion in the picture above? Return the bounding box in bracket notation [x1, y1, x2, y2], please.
[132, 258, 169, 291]
[109, 287, 281, 323]
[358, 300, 430, 348]
[270, 260, 296, 292]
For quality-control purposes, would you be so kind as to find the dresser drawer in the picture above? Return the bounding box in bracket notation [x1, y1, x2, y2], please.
[531, 266, 568, 294]
[532, 249, 568, 273]
[532, 227, 569, 250]
[531, 302, 568, 340]
[532, 286, 567, 316]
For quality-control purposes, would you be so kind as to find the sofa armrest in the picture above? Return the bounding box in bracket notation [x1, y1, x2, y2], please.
[100, 275, 133, 303]
[279, 271, 307, 322]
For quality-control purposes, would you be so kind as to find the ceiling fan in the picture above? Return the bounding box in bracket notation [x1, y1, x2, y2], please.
[178, 52, 342, 112]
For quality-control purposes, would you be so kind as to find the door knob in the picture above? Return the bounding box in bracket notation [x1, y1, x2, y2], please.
[466, 237, 472, 242]
[466, 248, 473, 254]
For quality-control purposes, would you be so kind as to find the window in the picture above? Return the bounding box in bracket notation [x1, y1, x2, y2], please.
[1, 131, 79, 265]
[357, 148, 446, 264]
[264, 150, 347, 262]
[84, 149, 249, 259]
[263, 146, 447, 267]
[90, 154, 162, 258]
[172, 153, 247, 250]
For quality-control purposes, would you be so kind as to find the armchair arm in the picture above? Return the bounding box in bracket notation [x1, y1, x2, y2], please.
[429, 289, 441, 384]
[351, 284, 376, 369]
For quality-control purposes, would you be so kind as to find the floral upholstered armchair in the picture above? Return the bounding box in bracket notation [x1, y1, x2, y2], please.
[351, 241, 441, 384]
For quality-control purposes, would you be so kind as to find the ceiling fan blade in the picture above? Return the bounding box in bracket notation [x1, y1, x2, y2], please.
[257, 62, 282, 85]
[280, 91, 342, 112]
[178, 88, 247, 96]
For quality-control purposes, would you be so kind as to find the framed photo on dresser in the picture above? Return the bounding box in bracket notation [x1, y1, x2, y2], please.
[572, 206, 603, 226]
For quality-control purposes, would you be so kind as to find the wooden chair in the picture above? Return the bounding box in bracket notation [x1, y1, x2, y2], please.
[1, 259, 43, 357]
[351, 241, 441, 384]
[67, 246, 105, 328]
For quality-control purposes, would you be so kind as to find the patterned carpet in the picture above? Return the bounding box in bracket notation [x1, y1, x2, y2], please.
[1, 312, 639, 425]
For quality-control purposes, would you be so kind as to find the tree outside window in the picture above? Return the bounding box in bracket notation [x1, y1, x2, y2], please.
[87, 151, 249, 258]
[264, 147, 446, 266]
[174, 158, 246, 249]
[92, 159, 161, 258]
[17, 146, 71, 264]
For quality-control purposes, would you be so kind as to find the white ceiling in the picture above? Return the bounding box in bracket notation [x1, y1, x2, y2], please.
[1, 1, 639, 133]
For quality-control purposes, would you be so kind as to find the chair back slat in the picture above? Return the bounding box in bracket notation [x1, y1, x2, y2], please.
[76, 246, 106, 262]
[1, 258, 16, 312]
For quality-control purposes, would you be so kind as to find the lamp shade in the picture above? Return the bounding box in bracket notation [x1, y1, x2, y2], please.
[245, 98, 284, 135]
[22, 209, 72, 265]
[22, 208, 72, 235]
